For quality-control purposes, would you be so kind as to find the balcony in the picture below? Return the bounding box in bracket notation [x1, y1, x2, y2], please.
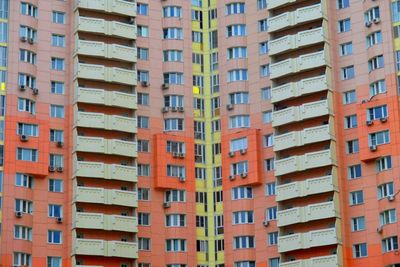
[75, 87, 137, 110]
[274, 124, 333, 151]
[74, 186, 138, 207]
[74, 111, 137, 133]
[270, 48, 330, 79]
[275, 148, 336, 176]
[73, 238, 138, 259]
[276, 174, 337, 201]
[271, 74, 330, 103]
[269, 26, 327, 56]
[277, 200, 338, 227]
[278, 226, 340, 253]
[76, 39, 137, 62]
[75, 15, 137, 39]
[74, 136, 137, 157]
[74, 161, 137, 182]
[74, 62, 137, 86]
[75, 0, 137, 17]
[268, 3, 326, 33]
[272, 99, 332, 127]
[279, 255, 340, 267]
[74, 212, 138, 232]
[267, 0, 296, 10]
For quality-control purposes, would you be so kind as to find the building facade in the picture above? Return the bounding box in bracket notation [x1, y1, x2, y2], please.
[0, 0, 400, 267]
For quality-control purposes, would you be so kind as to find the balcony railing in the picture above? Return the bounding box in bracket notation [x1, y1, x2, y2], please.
[74, 161, 137, 182]
[74, 186, 138, 207]
[75, 0, 137, 17]
[75, 87, 137, 110]
[73, 238, 138, 259]
[74, 111, 137, 133]
[76, 39, 137, 62]
[74, 136, 137, 157]
[74, 212, 137, 232]
[279, 255, 339, 267]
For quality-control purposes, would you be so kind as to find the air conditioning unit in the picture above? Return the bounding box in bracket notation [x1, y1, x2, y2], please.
[226, 104, 234, 110]
[20, 36, 27, 42]
[380, 117, 387, 123]
[240, 173, 248, 178]
[194, 132, 203, 139]
[56, 167, 64, 172]
[48, 166, 55, 172]
[56, 141, 64, 147]
[20, 135, 29, 142]
[172, 152, 179, 158]
[163, 202, 171, 208]
[19, 85, 26, 91]
[240, 149, 247, 155]
[376, 226, 383, 233]
[262, 220, 269, 227]
[28, 37, 34, 44]
[32, 88, 39, 95]
[162, 107, 169, 113]
[229, 175, 235, 181]
[179, 176, 186, 182]
[365, 21, 372, 27]
[56, 217, 63, 223]
[162, 83, 170, 89]
[171, 106, 178, 112]
[387, 195, 395, 201]
[178, 107, 184, 112]
[366, 120, 373, 126]
[369, 145, 377, 151]
[141, 81, 149, 87]
[178, 153, 185, 158]
[228, 151, 235, 157]
[373, 18, 380, 24]
[15, 211, 23, 218]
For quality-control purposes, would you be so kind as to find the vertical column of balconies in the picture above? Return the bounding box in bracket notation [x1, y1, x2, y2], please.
[72, 1, 137, 266]
[268, 1, 342, 266]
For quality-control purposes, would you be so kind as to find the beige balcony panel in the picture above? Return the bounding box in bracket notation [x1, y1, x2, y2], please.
[111, 139, 137, 157]
[74, 212, 137, 232]
[109, 68, 137, 86]
[74, 187, 105, 203]
[309, 228, 338, 248]
[279, 260, 306, 267]
[297, 27, 326, 48]
[109, 215, 138, 232]
[277, 207, 303, 227]
[269, 35, 296, 55]
[75, 111, 105, 129]
[109, 190, 137, 207]
[75, 88, 137, 109]
[270, 58, 297, 79]
[276, 182, 302, 201]
[272, 107, 299, 127]
[76, 15, 137, 39]
[74, 161, 137, 182]
[76, 16, 105, 35]
[74, 136, 137, 157]
[76, 40, 137, 63]
[278, 233, 303, 252]
[75, 63, 137, 85]
[110, 164, 137, 182]
[273, 131, 300, 151]
[275, 156, 303, 176]
[271, 82, 298, 103]
[268, 12, 294, 32]
[76, 40, 105, 57]
[75, 111, 136, 133]
[75, 88, 105, 105]
[75, 0, 137, 17]
[75, 63, 106, 80]
[296, 3, 325, 24]
[280, 255, 339, 267]
[75, 136, 105, 154]
[74, 161, 105, 178]
[74, 212, 104, 229]
[267, 0, 296, 10]
[108, 241, 138, 258]
[299, 50, 329, 72]
[112, 21, 137, 39]
[301, 100, 330, 120]
[306, 174, 336, 196]
[109, 116, 137, 133]
[111, 44, 137, 62]
[304, 149, 335, 170]
[73, 238, 105, 256]
[111, 91, 137, 109]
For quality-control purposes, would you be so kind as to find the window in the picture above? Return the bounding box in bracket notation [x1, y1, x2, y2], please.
[229, 115, 250, 128]
[234, 236, 255, 249]
[165, 189, 186, 202]
[341, 66, 355, 80]
[138, 264, 151, 267]
[15, 199, 33, 214]
[257, 0, 267, 9]
[138, 116, 149, 129]
[230, 137, 247, 152]
[380, 209, 397, 226]
[229, 92, 248, 105]
[20, 25, 37, 41]
[138, 48, 149, 60]
[268, 232, 278, 245]
[265, 158, 274, 171]
[167, 165, 186, 178]
[232, 187, 253, 200]
[346, 139, 359, 154]
[393, 1, 400, 22]
[48, 230, 62, 244]
[351, 216, 365, 232]
[163, 50, 183, 62]
[51, 58, 64, 71]
[368, 105, 388, 121]
[343, 90, 356, 104]
[365, 6, 380, 23]
[344, 115, 357, 129]
[138, 238, 151, 250]
[269, 258, 280, 267]
[228, 69, 248, 82]
[233, 211, 254, 224]
[348, 164, 362, 179]
[376, 156, 392, 172]
[192, 31, 203, 43]
[260, 64, 270, 77]
[266, 207, 277, 221]
[382, 236, 398, 253]
[163, 6, 182, 17]
[370, 79, 386, 96]
[226, 24, 246, 37]
[265, 183, 276, 196]
[16, 173, 33, 188]
[264, 134, 273, 147]
[378, 182, 394, 199]
[0, 0, 8, 19]
[164, 118, 184, 131]
[138, 188, 150, 201]
[19, 49, 36, 65]
[137, 25, 149, 38]
[368, 55, 384, 72]
[166, 141, 185, 153]
[261, 87, 271, 100]
[18, 73, 36, 88]
[259, 41, 268, 54]
[164, 72, 184, 84]
[163, 28, 183, 39]
[166, 214, 186, 227]
[17, 123, 38, 137]
[51, 81, 64, 94]
[338, 18, 351, 32]
[337, 0, 349, 9]
[17, 148, 37, 161]
[211, 52, 219, 71]
[353, 243, 368, 258]
[137, 3, 148, 15]
[231, 161, 248, 175]
[14, 225, 32, 240]
[51, 34, 65, 47]
[137, 93, 149, 106]
[49, 179, 63, 193]
[138, 213, 150, 226]
[50, 129, 64, 142]
[138, 140, 150, 152]
[235, 261, 255, 267]
[138, 70, 149, 82]
[48, 204, 62, 217]
[258, 19, 268, 32]
[350, 190, 364, 205]
[52, 11, 65, 24]
[340, 42, 352, 56]
[138, 164, 150, 176]
[21, 2, 37, 17]
[191, 10, 202, 22]
[164, 95, 184, 108]
[369, 130, 390, 146]
[50, 105, 64, 118]
[227, 47, 247, 59]
[47, 257, 62, 267]
[166, 239, 187, 252]
[226, 3, 245, 14]
[13, 252, 31, 267]
[366, 31, 382, 48]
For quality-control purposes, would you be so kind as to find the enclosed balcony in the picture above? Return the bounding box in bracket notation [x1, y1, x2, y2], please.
[271, 74, 330, 103]
[73, 212, 138, 232]
[75, 15, 137, 39]
[74, 136, 137, 157]
[274, 124, 333, 151]
[74, 161, 137, 182]
[76, 39, 137, 63]
[75, 87, 137, 110]
[275, 148, 336, 176]
[270, 48, 330, 79]
[268, 3, 326, 33]
[74, 62, 137, 86]
[74, 186, 138, 207]
[73, 238, 138, 259]
[269, 26, 327, 56]
[74, 111, 137, 133]
[276, 174, 337, 201]
[75, 0, 137, 17]
[279, 255, 340, 267]
[272, 99, 332, 127]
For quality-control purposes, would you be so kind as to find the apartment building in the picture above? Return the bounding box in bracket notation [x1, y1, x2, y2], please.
[0, 0, 400, 267]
